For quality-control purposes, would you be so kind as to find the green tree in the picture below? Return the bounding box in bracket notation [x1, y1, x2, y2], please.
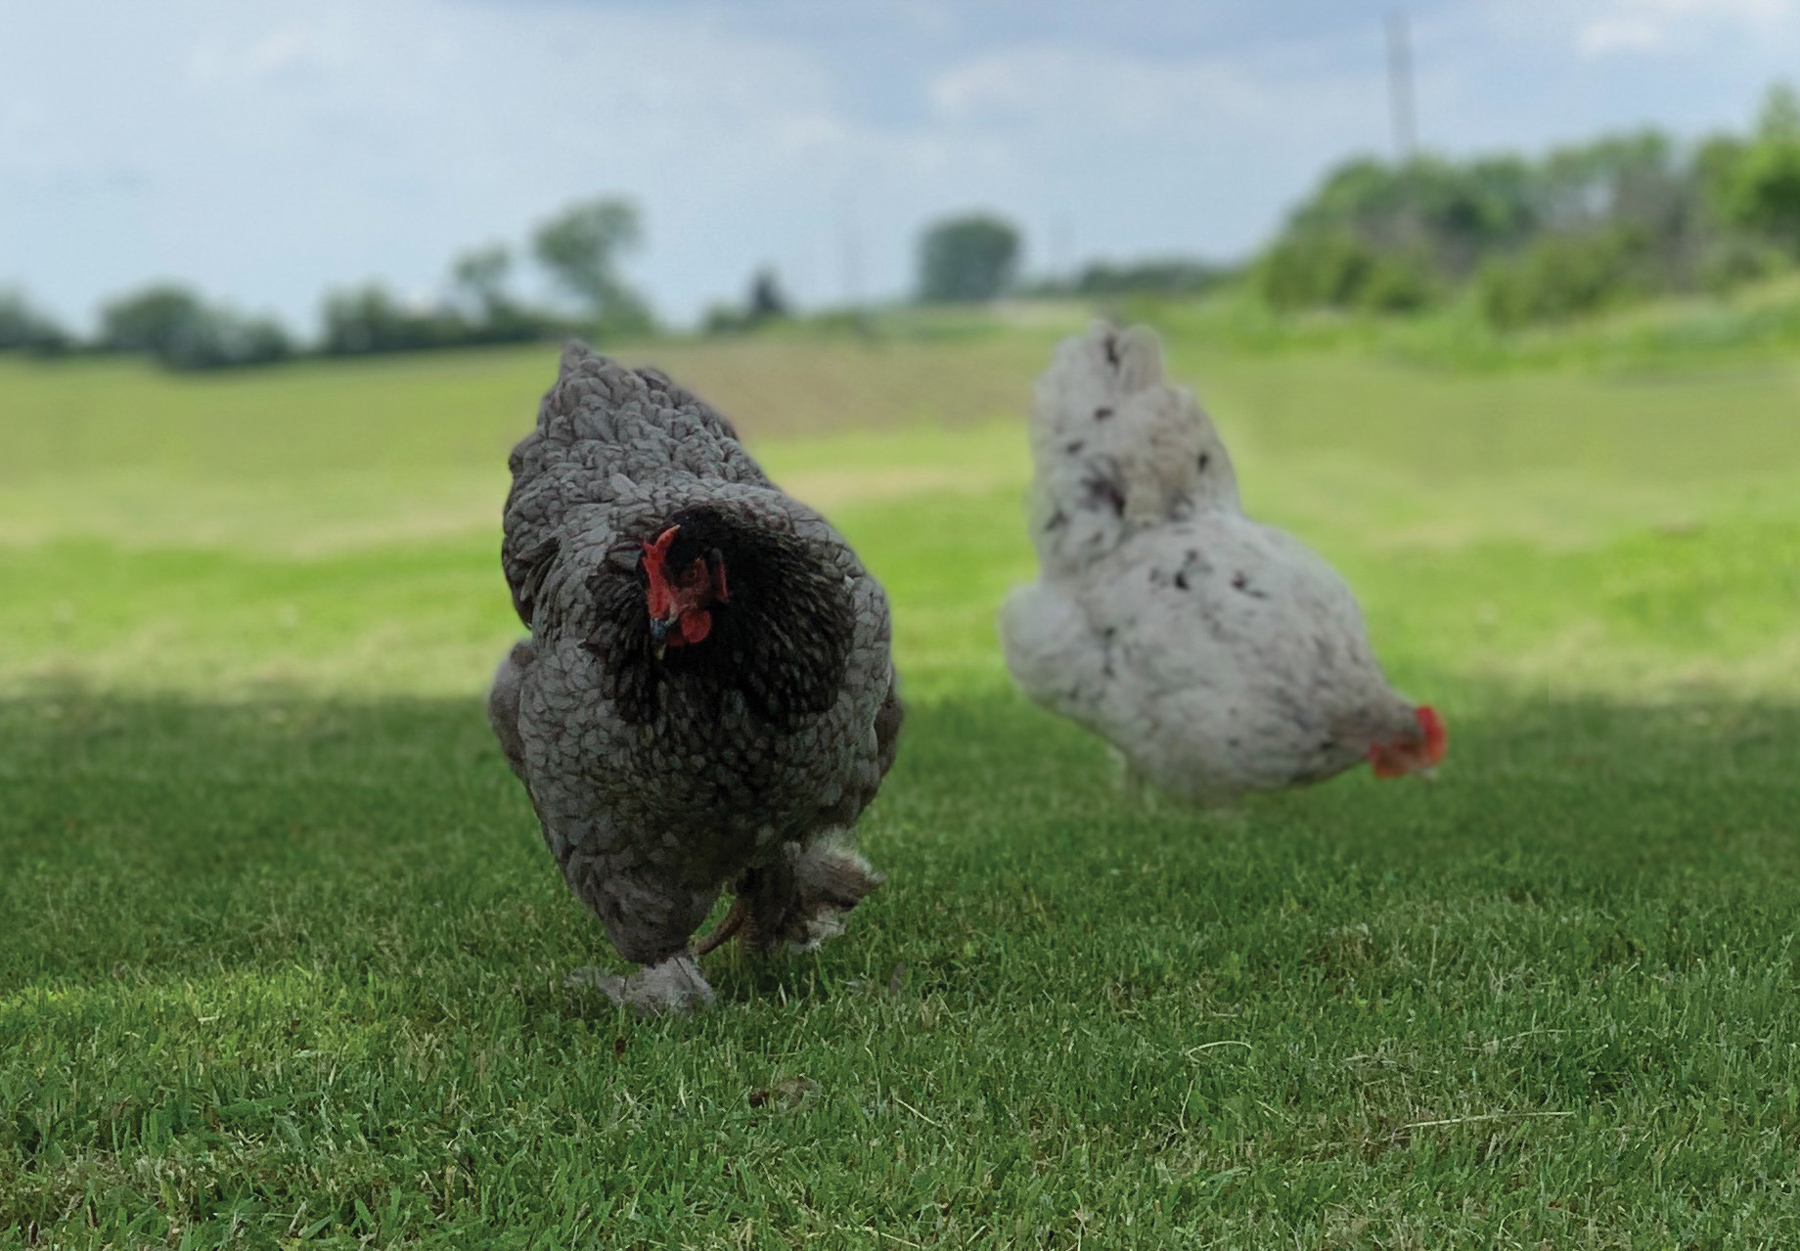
[747, 268, 789, 320]
[100, 283, 291, 369]
[452, 244, 515, 322]
[917, 214, 1021, 303]
[321, 284, 453, 356]
[1718, 84, 1800, 252]
[531, 198, 651, 331]
[99, 284, 208, 354]
[702, 269, 792, 336]
[0, 288, 69, 353]
[1286, 155, 1537, 278]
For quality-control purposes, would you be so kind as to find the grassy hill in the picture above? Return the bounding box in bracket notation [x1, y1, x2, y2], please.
[4, 312, 1800, 1245]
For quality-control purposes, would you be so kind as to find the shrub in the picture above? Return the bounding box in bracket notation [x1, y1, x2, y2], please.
[1696, 235, 1791, 294]
[1258, 234, 1438, 313]
[702, 270, 792, 336]
[0, 289, 70, 354]
[320, 286, 471, 356]
[99, 284, 292, 369]
[1476, 230, 1648, 329]
[1070, 259, 1228, 298]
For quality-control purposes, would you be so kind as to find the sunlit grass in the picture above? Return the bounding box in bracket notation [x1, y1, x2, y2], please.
[4, 334, 1799, 700]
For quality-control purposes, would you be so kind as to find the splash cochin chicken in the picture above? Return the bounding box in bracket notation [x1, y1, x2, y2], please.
[488, 344, 901, 1013]
[1001, 324, 1443, 802]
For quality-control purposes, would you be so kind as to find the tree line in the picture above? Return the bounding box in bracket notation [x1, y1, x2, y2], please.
[0, 187, 1232, 370]
[0, 195, 1227, 371]
[0, 198, 655, 370]
[1259, 84, 1800, 327]
[7, 85, 1794, 369]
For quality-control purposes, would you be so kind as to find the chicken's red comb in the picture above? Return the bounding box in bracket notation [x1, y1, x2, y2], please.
[1416, 705, 1446, 765]
[642, 525, 679, 574]
[641, 525, 681, 614]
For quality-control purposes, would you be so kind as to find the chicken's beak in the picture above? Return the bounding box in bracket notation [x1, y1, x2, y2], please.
[649, 614, 674, 659]
[1370, 747, 1436, 780]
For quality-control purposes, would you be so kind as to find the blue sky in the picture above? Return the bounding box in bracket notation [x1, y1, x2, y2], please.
[2, 0, 1797, 333]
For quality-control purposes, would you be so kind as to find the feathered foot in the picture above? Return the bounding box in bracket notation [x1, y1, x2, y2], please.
[739, 832, 884, 954]
[566, 952, 716, 1016]
[1110, 747, 1166, 810]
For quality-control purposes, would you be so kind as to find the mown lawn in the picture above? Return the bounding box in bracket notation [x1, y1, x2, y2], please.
[4, 327, 1800, 1247]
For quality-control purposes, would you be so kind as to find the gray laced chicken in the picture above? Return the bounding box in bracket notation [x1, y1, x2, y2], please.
[488, 343, 902, 1013]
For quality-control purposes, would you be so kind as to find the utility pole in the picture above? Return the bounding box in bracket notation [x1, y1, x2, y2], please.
[1385, 9, 1417, 161]
[838, 192, 863, 311]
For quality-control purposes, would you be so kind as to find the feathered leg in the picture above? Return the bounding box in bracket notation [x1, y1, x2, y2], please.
[564, 858, 721, 1014]
[738, 831, 884, 954]
[567, 953, 715, 1014]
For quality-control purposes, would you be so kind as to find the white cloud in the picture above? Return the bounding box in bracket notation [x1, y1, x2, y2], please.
[1576, 0, 1799, 53]
[185, 14, 361, 86]
[927, 45, 1275, 130]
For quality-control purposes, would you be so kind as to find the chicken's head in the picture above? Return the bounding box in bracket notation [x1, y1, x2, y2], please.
[1368, 705, 1446, 779]
[639, 523, 730, 656]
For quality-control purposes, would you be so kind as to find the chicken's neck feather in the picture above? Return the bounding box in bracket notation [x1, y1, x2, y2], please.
[583, 505, 856, 731]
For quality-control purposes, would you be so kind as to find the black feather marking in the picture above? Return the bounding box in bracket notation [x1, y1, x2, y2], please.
[1094, 407, 1113, 420]
[1082, 472, 1125, 518]
[584, 504, 856, 730]
[1175, 549, 1208, 591]
[1231, 571, 1269, 600]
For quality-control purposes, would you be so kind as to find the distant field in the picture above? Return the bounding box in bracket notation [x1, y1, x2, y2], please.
[5, 324, 1800, 1245]
[4, 325, 1799, 698]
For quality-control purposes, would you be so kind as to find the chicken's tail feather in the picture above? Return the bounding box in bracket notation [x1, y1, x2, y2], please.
[1024, 322, 1237, 573]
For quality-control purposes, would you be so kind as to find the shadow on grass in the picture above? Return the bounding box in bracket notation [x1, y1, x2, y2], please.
[4, 682, 1798, 1004]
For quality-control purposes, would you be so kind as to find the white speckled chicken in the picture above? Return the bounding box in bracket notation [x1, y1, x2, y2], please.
[488, 343, 901, 1013]
[1001, 323, 1443, 802]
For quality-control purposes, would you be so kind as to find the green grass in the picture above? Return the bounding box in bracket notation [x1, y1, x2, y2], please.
[4, 322, 1800, 1246]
